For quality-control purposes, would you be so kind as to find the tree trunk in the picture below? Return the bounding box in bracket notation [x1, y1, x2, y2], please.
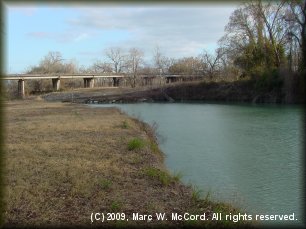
[302, 18, 306, 73]
[299, 0, 306, 72]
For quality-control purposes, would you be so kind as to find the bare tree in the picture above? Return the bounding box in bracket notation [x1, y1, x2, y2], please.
[225, 6, 257, 44]
[27, 51, 71, 74]
[126, 48, 144, 87]
[152, 46, 171, 75]
[168, 57, 202, 75]
[254, 1, 287, 67]
[40, 51, 65, 73]
[283, 0, 306, 71]
[78, 65, 91, 73]
[198, 49, 224, 79]
[218, 5, 256, 71]
[91, 61, 113, 73]
[26, 51, 78, 92]
[62, 59, 78, 74]
[105, 47, 125, 73]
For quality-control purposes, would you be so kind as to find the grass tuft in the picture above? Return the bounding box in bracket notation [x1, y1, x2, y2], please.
[131, 155, 143, 164]
[99, 178, 112, 190]
[149, 142, 160, 155]
[172, 171, 183, 182]
[127, 138, 145, 151]
[110, 201, 122, 212]
[204, 190, 211, 202]
[121, 120, 129, 129]
[191, 185, 202, 202]
[144, 167, 172, 186]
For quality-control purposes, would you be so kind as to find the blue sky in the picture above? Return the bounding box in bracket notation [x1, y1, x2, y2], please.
[5, 3, 239, 74]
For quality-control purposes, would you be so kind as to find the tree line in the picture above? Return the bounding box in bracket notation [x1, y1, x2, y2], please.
[6, 0, 306, 100]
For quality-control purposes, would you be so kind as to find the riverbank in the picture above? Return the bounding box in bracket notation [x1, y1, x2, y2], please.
[42, 79, 303, 104]
[2, 100, 252, 227]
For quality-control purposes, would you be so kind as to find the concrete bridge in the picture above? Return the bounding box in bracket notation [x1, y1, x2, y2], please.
[2, 73, 203, 98]
[2, 74, 125, 98]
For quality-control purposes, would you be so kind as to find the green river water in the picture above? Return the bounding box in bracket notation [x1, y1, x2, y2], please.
[92, 103, 304, 226]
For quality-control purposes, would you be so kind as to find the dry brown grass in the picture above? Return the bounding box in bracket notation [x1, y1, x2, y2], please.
[2, 100, 186, 227]
[2, 100, 249, 227]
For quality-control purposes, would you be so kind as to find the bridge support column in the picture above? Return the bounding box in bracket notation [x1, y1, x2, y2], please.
[18, 79, 25, 98]
[52, 78, 61, 91]
[84, 78, 95, 88]
[89, 78, 95, 88]
[84, 78, 88, 88]
[112, 77, 120, 87]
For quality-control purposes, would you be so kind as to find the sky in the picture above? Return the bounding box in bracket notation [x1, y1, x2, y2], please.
[5, 2, 240, 74]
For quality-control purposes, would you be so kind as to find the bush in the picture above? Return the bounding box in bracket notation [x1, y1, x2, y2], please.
[254, 69, 283, 92]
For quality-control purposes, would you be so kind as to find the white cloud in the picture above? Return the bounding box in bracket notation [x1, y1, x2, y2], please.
[74, 33, 90, 42]
[67, 4, 238, 57]
[27, 30, 93, 43]
[9, 3, 240, 72]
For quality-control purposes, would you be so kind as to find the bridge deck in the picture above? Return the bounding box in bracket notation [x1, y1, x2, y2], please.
[2, 74, 125, 80]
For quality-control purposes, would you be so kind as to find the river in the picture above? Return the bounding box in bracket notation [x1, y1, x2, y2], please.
[91, 102, 304, 226]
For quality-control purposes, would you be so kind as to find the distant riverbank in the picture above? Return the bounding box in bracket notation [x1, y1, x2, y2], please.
[42, 80, 303, 104]
[3, 100, 249, 227]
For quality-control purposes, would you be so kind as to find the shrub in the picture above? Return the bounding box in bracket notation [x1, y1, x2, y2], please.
[254, 69, 283, 92]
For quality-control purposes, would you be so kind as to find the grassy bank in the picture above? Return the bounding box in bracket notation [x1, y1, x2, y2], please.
[2, 100, 252, 227]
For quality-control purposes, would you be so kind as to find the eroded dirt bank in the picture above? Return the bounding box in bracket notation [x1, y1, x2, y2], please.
[42, 80, 296, 104]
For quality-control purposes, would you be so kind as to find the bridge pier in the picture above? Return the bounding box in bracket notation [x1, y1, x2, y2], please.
[144, 77, 153, 86]
[52, 78, 61, 91]
[112, 77, 120, 87]
[84, 78, 88, 88]
[17, 79, 25, 98]
[84, 78, 95, 88]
